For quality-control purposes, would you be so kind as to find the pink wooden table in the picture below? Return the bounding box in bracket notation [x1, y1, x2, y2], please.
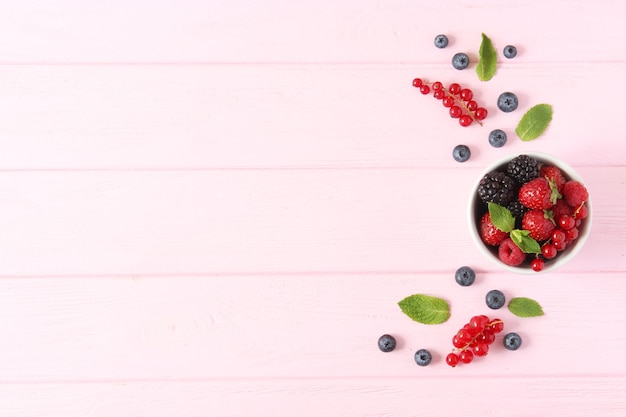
[1, 1, 625, 415]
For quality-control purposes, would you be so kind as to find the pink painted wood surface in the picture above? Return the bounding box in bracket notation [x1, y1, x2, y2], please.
[1, 1, 625, 416]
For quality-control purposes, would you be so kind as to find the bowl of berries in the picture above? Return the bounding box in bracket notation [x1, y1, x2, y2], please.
[468, 152, 591, 273]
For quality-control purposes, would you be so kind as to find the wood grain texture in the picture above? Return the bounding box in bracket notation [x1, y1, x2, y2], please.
[1, 0, 626, 415]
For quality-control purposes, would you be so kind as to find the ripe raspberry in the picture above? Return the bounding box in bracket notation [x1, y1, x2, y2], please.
[507, 155, 540, 185]
[480, 212, 508, 246]
[498, 238, 526, 266]
[477, 171, 517, 206]
[540, 165, 566, 193]
[522, 209, 556, 241]
[552, 198, 572, 220]
[562, 180, 589, 208]
[518, 177, 556, 210]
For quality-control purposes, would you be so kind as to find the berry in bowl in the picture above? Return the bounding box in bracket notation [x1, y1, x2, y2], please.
[468, 152, 591, 273]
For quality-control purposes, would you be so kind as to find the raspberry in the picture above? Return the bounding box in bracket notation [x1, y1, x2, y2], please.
[507, 155, 541, 184]
[498, 238, 525, 266]
[522, 209, 556, 241]
[552, 198, 572, 220]
[478, 171, 517, 206]
[562, 180, 589, 208]
[480, 212, 508, 246]
[540, 165, 566, 193]
[518, 177, 556, 210]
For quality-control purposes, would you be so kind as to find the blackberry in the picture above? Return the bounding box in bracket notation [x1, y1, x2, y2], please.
[477, 171, 516, 206]
[506, 200, 528, 222]
[507, 155, 541, 184]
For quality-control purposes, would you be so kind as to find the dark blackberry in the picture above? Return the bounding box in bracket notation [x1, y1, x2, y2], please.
[507, 155, 541, 184]
[507, 200, 528, 220]
[477, 171, 516, 206]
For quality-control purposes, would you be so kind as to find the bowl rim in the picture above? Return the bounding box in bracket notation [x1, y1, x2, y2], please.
[468, 151, 592, 274]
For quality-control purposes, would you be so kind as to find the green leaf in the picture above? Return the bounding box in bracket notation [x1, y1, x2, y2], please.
[515, 104, 553, 141]
[476, 33, 497, 81]
[510, 229, 541, 254]
[488, 202, 515, 233]
[508, 297, 545, 317]
[398, 294, 450, 325]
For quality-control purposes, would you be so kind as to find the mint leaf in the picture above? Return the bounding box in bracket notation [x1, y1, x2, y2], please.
[508, 297, 545, 317]
[515, 104, 553, 141]
[488, 202, 515, 233]
[476, 33, 497, 81]
[398, 294, 450, 325]
[510, 229, 541, 254]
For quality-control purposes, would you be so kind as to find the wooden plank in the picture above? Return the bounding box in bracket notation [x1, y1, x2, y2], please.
[0, 63, 624, 169]
[0, 168, 612, 276]
[0, 377, 625, 417]
[0, 0, 625, 64]
[0, 273, 625, 381]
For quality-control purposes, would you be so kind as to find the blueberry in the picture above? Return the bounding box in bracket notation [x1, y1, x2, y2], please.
[452, 52, 470, 70]
[434, 34, 449, 49]
[503, 332, 522, 350]
[503, 45, 517, 59]
[455, 266, 476, 286]
[497, 92, 519, 113]
[488, 129, 508, 148]
[452, 145, 471, 162]
[378, 334, 396, 352]
[485, 289, 506, 309]
[414, 349, 432, 366]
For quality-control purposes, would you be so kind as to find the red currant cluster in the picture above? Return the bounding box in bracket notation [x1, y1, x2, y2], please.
[412, 78, 488, 127]
[446, 315, 504, 367]
[534, 203, 589, 272]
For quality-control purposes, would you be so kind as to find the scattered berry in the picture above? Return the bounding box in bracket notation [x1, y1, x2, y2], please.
[562, 180, 589, 208]
[446, 352, 460, 367]
[459, 114, 473, 127]
[480, 213, 509, 246]
[497, 92, 519, 112]
[486, 289, 506, 309]
[420, 84, 430, 94]
[498, 238, 526, 266]
[507, 154, 541, 184]
[412, 78, 423, 88]
[453, 144, 471, 162]
[414, 349, 432, 366]
[521, 209, 556, 241]
[477, 171, 517, 206]
[503, 332, 522, 350]
[488, 129, 507, 148]
[434, 34, 449, 48]
[503, 45, 517, 59]
[452, 53, 470, 70]
[378, 334, 396, 352]
[455, 266, 476, 286]
[518, 177, 555, 210]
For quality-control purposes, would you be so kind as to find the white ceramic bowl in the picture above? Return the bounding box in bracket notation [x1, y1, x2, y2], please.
[468, 152, 592, 274]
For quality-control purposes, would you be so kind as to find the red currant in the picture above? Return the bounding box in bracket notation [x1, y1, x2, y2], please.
[432, 81, 443, 90]
[420, 84, 431, 95]
[448, 83, 461, 95]
[412, 78, 423, 88]
[460, 88, 473, 101]
[473, 342, 489, 357]
[459, 350, 474, 364]
[487, 319, 504, 333]
[558, 215, 576, 230]
[459, 114, 473, 127]
[470, 315, 489, 331]
[446, 352, 460, 367]
[552, 230, 566, 244]
[449, 105, 462, 118]
[542, 244, 558, 259]
[442, 95, 455, 108]
[452, 335, 465, 349]
[478, 331, 496, 344]
[573, 204, 588, 220]
[554, 239, 567, 251]
[433, 89, 445, 99]
[565, 227, 579, 241]
[456, 328, 472, 344]
[531, 258, 545, 272]
[466, 100, 478, 111]
[474, 107, 488, 120]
